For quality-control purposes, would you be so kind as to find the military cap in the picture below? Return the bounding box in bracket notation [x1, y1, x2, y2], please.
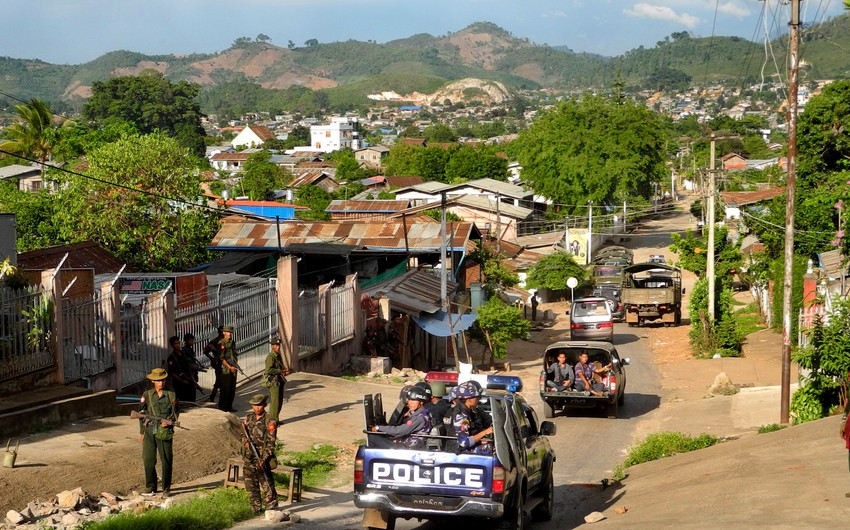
[270, 338, 282, 345]
[248, 394, 268, 406]
[221, 325, 235, 332]
[430, 381, 447, 398]
[146, 368, 168, 381]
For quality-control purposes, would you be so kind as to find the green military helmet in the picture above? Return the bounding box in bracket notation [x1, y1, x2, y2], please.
[221, 325, 235, 333]
[430, 381, 447, 398]
[248, 394, 268, 406]
[270, 338, 282, 345]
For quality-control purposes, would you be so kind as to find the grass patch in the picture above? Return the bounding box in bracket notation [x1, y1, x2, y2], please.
[340, 375, 361, 381]
[758, 423, 788, 434]
[273, 443, 340, 491]
[735, 303, 766, 337]
[81, 488, 252, 530]
[622, 431, 719, 468]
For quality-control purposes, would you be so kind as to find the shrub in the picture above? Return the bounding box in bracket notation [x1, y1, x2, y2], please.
[758, 423, 787, 434]
[622, 431, 719, 468]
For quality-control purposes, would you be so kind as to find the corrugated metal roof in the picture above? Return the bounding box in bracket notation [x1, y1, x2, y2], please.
[720, 187, 785, 207]
[211, 152, 250, 161]
[326, 200, 409, 213]
[0, 164, 41, 178]
[452, 194, 533, 219]
[18, 241, 132, 274]
[364, 269, 458, 314]
[210, 220, 474, 253]
[818, 249, 848, 280]
[385, 176, 424, 188]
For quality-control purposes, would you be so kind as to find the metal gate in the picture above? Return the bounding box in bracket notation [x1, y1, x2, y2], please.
[62, 293, 115, 383]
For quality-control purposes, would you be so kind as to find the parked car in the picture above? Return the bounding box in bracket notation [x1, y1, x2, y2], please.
[591, 285, 624, 322]
[538, 341, 630, 418]
[569, 296, 614, 342]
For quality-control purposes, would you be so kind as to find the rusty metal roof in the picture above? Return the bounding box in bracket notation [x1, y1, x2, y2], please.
[210, 220, 475, 254]
[17, 241, 133, 274]
[720, 187, 785, 207]
[364, 269, 458, 314]
[326, 200, 409, 213]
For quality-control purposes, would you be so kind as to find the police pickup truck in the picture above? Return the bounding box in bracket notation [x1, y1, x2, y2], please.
[354, 374, 557, 530]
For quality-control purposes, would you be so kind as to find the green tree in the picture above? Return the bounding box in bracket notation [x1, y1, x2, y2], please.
[241, 151, 289, 200]
[418, 146, 450, 182]
[294, 185, 332, 220]
[383, 143, 423, 176]
[82, 70, 207, 157]
[422, 123, 457, 143]
[0, 98, 71, 163]
[54, 133, 218, 271]
[791, 299, 850, 423]
[0, 181, 63, 251]
[525, 252, 586, 291]
[52, 120, 139, 161]
[507, 95, 667, 212]
[471, 297, 530, 364]
[444, 145, 508, 183]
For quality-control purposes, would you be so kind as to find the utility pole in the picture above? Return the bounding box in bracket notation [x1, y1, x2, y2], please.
[623, 201, 627, 234]
[440, 192, 448, 312]
[564, 217, 570, 254]
[707, 135, 716, 322]
[587, 201, 593, 264]
[495, 193, 501, 254]
[781, 0, 801, 425]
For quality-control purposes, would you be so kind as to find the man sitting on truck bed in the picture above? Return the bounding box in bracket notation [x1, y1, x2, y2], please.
[546, 352, 574, 392]
[368, 386, 433, 449]
[574, 351, 611, 396]
[452, 382, 494, 455]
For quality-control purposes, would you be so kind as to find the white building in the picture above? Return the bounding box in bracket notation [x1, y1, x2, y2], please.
[310, 116, 360, 153]
[231, 125, 276, 149]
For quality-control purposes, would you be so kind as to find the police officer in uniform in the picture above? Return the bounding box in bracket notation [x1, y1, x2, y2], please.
[138, 367, 179, 497]
[263, 338, 290, 424]
[216, 325, 238, 412]
[424, 381, 451, 426]
[241, 394, 279, 514]
[369, 386, 433, 449]
[451, 381, 494, 455]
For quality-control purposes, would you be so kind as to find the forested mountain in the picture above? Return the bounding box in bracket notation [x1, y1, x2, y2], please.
[1, 15, 848, 115]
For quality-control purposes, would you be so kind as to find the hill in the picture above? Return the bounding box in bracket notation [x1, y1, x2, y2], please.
[1, 15, 848, 114]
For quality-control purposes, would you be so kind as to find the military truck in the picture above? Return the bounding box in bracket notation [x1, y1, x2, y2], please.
[620, 262, 683, 326]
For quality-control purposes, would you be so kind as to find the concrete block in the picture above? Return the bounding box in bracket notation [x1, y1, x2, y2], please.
[350, 355, 391, 375]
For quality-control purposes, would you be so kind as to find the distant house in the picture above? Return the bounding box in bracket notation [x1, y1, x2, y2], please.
[0, 164, 49, 192]
[354, 145, 390, 169]
[309, 117, 360, 153]
[288, 169, 340, 193]
[720, 187, 785, 220]
[721, 153, 748, 170]
[400, 138, 427, 147]
[393, 177, 540, 211]
[211, 152, 250, 172]
[232, 125, 276, 149]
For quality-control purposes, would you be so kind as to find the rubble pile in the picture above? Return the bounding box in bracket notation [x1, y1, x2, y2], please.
[2, 487, 171, 529]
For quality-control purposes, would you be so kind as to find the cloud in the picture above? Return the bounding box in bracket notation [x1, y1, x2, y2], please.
[717, 1, 750, 18]
[623, 3, 700, 28]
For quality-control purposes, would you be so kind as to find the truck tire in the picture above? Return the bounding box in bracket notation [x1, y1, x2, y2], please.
[531, 467, 554, 521]
[542, 399, 554, 419]
[496, 493, 525, 530]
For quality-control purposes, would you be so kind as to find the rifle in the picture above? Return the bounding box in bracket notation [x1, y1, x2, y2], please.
[241, 420, 264, 468]
[130, 410, 189, 430]
[226, 357, 248, 378]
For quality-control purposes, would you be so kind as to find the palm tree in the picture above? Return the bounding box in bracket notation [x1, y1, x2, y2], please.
[0, 98, 68, 164]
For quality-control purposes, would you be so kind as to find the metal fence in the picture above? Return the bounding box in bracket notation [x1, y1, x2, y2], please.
[120, 294, 169, 388]
[0, 286, 55, 382]
[298, 289, 323, 355]
[330, 284, 355, 345]
[61, 292, 115, 383]
[175, 277, 278, 389]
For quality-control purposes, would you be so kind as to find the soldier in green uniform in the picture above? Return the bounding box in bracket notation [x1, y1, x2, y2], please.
[138, 367, 179, 497]
[203, 326, 225, 403]
[216, 325, 238, 412]
[241, 394, 279, 514]
[262, 338, 291, 424]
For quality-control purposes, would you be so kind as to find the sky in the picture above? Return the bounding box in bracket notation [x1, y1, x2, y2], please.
[2, 0, 845, 65]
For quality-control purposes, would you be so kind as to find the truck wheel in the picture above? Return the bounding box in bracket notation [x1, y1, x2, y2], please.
[496, 494, 525, 530]
[606, 401, 618, 419]
[542, 399, 554, 419]
[531, 468, 554, 521]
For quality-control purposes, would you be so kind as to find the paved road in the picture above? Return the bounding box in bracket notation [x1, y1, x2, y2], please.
[234, 323, 661, 530]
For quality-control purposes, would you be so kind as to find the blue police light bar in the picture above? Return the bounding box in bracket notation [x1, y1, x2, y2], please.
[424, 372, 523, 392]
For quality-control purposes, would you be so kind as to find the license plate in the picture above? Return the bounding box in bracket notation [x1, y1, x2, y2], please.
[586, 324, 597, 329]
